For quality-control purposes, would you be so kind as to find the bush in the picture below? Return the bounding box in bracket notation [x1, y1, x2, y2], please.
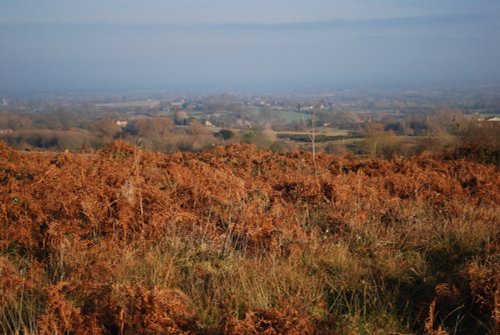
[215, 129, 235, 141]
[452, 121, 500, 164]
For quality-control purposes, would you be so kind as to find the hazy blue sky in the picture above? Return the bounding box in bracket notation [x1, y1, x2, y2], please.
[1, 0, 499, 93]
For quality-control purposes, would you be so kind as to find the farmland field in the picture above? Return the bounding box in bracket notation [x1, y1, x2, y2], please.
[278, 110, 309, 122]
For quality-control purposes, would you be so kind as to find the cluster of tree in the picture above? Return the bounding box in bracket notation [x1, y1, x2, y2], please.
[105, 117, 216, 153]
[1, 129, 94, 151]
[1, 104, 498, 164]
[0, 108, 80, 131]
[450, 121, 499, 164]
[316, 110, 364, 130]
[357, 109, 499, 163]
[0, 107, 212, 152]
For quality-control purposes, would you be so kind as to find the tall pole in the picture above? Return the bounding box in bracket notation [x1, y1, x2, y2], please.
[310, 108, 318, 177]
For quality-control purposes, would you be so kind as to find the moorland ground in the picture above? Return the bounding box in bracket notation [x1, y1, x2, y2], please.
[0, 141, 498, 334]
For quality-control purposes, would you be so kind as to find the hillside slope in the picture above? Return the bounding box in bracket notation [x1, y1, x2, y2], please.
[1, 142, 498, 334]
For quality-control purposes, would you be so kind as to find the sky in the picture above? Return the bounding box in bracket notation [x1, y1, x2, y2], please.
[1, 0, 500, 93]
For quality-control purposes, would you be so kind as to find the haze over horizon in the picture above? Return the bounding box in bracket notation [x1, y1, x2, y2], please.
[1, 0, 500, 94]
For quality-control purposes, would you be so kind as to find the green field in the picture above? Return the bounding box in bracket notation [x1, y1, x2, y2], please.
[282, 128, 350, 136]
[277, 110, 308, 121]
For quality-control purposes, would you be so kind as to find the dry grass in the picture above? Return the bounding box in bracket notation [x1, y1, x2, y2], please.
[0, 141, 498, 334]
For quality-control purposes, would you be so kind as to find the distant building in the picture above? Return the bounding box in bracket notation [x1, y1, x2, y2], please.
[115, 120, 129, 127]
[203, 120, 213, 127]
[477, 116, 500, 122]
[171, 99, 185, 108]
[0, 129, 14, 134]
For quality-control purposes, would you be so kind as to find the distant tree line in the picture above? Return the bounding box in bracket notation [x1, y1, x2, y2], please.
[1, 106, 498, 164]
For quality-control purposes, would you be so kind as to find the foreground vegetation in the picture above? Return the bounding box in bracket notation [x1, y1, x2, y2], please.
[0, 141, 498, 334]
